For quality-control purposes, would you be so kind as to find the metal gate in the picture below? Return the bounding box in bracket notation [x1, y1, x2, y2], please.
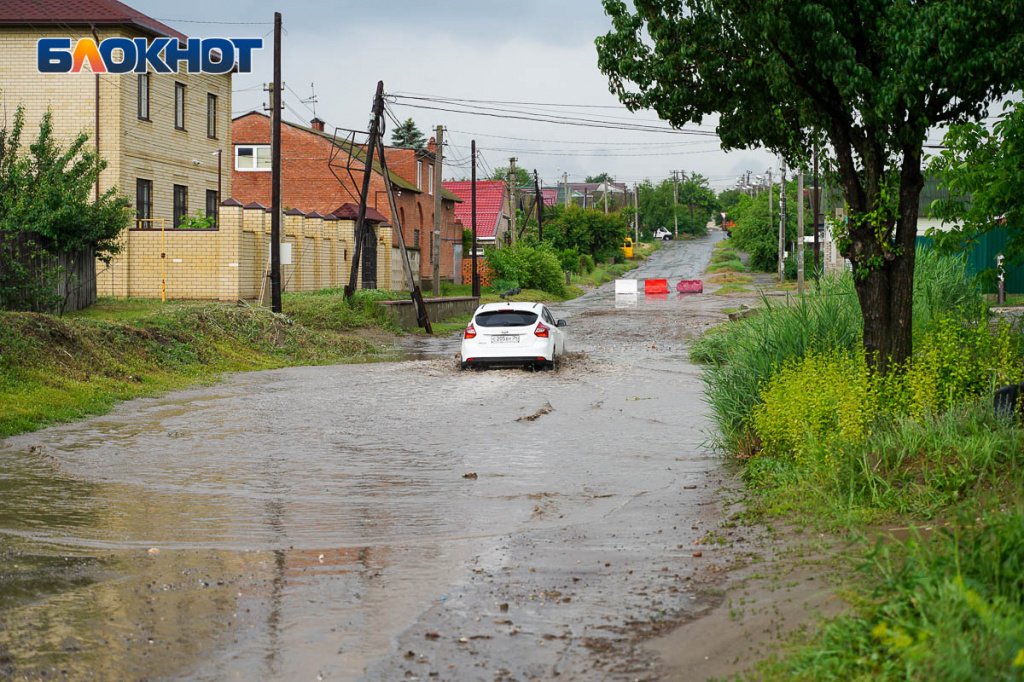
[361, 225, 377, 290]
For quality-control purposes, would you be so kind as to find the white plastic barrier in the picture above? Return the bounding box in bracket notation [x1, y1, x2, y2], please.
[614, 278, 638, 294]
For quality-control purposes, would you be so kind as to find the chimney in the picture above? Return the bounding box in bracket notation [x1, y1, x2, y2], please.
[310, 117, 325, 132]
[427, 137, 436, 153]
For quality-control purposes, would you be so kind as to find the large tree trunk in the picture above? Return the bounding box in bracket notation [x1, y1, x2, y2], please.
[850, 148, 925, 374]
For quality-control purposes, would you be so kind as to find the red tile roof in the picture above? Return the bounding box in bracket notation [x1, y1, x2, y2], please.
[0, 0, 187, 41]
[442, 181, 506, 239]
[331, 203, 388, 223]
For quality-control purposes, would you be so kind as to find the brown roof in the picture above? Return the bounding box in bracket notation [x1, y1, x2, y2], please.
[331, 203, 388, 223]
[0, 0, 187, 41]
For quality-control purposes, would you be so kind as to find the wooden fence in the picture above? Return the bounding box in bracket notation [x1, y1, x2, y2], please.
[0, 230, 95, 313]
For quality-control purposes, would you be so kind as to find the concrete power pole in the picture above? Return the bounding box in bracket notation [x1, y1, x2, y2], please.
[563, 172, 568, 207]
[269, 11, 283, 312]
[508, 157, 517, 244]
[779, 159, 787, 286]
[633, 183, 639, 242]
[797, 170, 805, 296]
[432, 125, 443, 296]
[603, 179, 609, 214]
[672, 171, 679, 237]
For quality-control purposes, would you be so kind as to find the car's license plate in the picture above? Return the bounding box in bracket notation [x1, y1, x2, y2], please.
[492, 335, 518, 344]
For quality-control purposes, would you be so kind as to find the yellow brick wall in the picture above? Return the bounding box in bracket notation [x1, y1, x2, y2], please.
[0, 25, 232, 299]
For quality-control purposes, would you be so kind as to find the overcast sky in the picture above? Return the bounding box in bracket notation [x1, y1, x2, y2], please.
[130, 0, 778, 191]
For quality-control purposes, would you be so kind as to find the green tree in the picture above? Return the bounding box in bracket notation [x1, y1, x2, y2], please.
[928, 100, 1024, 288]
[390, 117, 426, 150]
[0, 107, 131, 313]
[487, 166, 532, 187]
[541, 205, 630, 262]
[585, 172, 613, 184]
[637, 176, 711, 237]
[596, 0, 1024, 373]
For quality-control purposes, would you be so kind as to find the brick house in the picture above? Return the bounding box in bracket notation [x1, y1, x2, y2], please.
[442, 181, 511, 250]
[0, 0, 233, 233]
[231, 112, 461, 291]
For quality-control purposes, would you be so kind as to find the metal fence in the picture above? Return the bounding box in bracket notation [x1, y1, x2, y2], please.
[916, 227, 1024, 295]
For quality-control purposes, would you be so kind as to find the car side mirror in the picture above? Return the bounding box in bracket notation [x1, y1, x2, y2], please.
[556, 319, 567, 327]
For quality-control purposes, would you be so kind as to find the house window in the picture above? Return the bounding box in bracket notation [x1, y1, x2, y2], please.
[235, 145, 271, 171]
[174, 82, 186, 130]
[428, 165, 434, 195]
[136, 178, 152, 224]
[206, 190, 219, 228]
[137, 74, 150, 120]
[413, 228, 420, 245]
[416, 160, 422, 189]
[206, 93, 217, 138]
[173, 184, 187, 228]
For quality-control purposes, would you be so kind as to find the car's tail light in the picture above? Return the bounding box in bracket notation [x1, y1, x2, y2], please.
[464, 322, 477, 339]
[534, 322, 550, 338]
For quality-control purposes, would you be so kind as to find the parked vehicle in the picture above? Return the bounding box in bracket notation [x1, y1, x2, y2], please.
[653, 227, 673, 241]
[461, 302, 567, 370]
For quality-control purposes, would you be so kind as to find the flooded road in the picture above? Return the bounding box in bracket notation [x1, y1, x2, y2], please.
[0, 232, 753, 681]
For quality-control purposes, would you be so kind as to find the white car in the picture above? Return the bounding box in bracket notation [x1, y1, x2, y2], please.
[460, 301, 567, 370]
[653, 227, 674, 241]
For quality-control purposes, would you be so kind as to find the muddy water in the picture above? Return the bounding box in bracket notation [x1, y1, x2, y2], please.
[0, 232, 751, 681]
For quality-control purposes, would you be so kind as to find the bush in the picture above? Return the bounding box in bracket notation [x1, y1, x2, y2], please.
[557, 248, 581, 273]
[485, 242, 566, 297]
[580, 254, 596, 274]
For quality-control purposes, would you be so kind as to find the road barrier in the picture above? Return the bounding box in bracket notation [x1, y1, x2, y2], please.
[677, 280, 704, 294]
[614, 279, 638, 294]
[644, 279, 669, 295]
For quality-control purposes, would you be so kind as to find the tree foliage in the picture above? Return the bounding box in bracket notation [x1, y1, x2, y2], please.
[928, 100, 1024, 284]
[487, 166, 532, 187]
[636, 173, 717, 236]
[0, 107, 131, 312]
[390, 117, 427, 150]
[596, 0, 1024, 372]
[728, 182, 810, 273]
[585, 172, 613, 184]
[532, 204, 630, 263]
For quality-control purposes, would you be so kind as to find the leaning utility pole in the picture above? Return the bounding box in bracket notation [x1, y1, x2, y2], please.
[269, 11, 283, 313]
[508, 157, 517, 244]
[797, 170, 805, 295]
[471, 140, 479, 297]
[779, 159, 787, 286]
[534, 169, 544, 242]
[672, 171, 680, 236]
[344, 80, 385, 300]
[377, 130, 432, 333]
[432, 125, 443, 296]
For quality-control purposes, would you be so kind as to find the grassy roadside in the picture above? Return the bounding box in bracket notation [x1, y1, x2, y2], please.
[690, 250, 1024, 680]
[0, 291, 399, 439]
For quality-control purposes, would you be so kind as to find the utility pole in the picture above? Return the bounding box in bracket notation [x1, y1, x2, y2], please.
[432, 125, 443, 296]
[797, 170, 805, 295]
[563, 172, 568, 207]
[269, 11, 283, 313]
[813, 143, 820, 276]
[377, 128, 431, 333]
[534, 169, 543, 242]
[603, 179, 609, 214]
[779, 159, 787, 286]
[633, 183, 639, 242]
[344, 80, 385, 300]
[672, 171, 679, 237]
[508, 157, 517, 244]
[471, 140, 479, 297]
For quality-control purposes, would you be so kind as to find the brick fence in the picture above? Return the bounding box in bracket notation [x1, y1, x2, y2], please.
[461, 258, 495, 288]
[97, 199, 394, 301]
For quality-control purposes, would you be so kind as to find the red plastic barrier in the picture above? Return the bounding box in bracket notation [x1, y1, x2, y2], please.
[677, 279, 704, 294]
[644, 279, 669, 294]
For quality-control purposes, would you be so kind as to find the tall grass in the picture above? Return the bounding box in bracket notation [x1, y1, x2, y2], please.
[691, 248, 984, 453]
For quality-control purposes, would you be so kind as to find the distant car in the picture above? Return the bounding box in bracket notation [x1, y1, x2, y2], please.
[653, 227, 673, 241]
[461, 301, 567, 370]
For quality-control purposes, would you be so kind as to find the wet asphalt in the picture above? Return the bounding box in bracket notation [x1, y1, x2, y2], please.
[0, 232, 747, 682]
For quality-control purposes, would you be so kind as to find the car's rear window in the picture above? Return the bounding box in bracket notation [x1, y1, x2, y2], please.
[475, 311, 539, 327]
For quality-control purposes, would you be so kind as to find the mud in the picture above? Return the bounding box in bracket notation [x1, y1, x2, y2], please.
[0, 231, 827, 681]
